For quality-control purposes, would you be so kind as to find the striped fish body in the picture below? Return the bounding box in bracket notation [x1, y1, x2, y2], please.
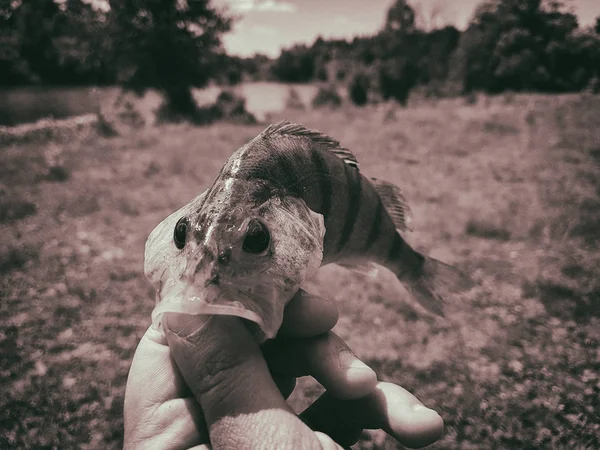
[144, 121, 472, 341]
[232, 122, 423, 278]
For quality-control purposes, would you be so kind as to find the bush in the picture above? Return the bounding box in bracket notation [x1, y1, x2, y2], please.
[464, 91, 478, 105]
[271, 45, 315, 82]
[285, 88, 305, 110]
[315, 65, 328, 82]
[348, 72, 370, 106]
[0, 198, 37, 223]
[197, 90, 257, 125]
[155, 86, 202, 123]
[378, 58, 418, 106]
[156, 90, 256, 125]
[95, 112, 119, 137]
[585, 76, 600, 94]
[118, 101, 145, 129]
[312, 85, 342, 108]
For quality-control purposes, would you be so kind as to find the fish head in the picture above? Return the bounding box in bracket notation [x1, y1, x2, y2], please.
[145, 182, 325, 342]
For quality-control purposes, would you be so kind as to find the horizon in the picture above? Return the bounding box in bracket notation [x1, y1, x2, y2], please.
[214, 0, 600, 58]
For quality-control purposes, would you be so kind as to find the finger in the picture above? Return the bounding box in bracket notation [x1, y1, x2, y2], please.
[262, 332, 377, 400]
[125, 326, 191, 416]
[278, 289, 338, 338]
[300, 382, 444, 448]
[124, 326, 209, 448]
[125, 397, 208, 450]
[164, 313, 324, 449]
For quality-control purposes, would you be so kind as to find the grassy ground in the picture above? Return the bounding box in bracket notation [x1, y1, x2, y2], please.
[1, 93, 599, 449]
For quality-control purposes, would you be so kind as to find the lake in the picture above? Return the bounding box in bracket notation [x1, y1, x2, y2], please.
[0, 82, 319, 126]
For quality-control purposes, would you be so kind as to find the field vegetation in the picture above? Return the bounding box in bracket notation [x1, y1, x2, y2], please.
[1, 92, 599, 449]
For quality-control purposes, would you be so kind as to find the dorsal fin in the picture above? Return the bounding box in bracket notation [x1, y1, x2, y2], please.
[261, 120, 360, 169]
[370, 177, 414, 232]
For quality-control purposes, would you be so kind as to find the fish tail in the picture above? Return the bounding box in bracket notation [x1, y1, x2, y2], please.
[393, 253, 474, 317]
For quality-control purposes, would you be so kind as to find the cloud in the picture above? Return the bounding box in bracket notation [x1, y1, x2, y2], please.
[251, 25, 276, 35]
[332, 15, 353, 26]
[227, 0, 297, 13]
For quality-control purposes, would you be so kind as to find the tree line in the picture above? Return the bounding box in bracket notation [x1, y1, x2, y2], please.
[1, 0, 599, 117]
[272, 0, 600, 101]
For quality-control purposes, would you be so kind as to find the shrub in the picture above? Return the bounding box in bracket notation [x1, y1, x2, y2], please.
[46, 166, 70, 182]
[315, 65, 328, 82]
[271, 45, 315, 82]
[312, 85, 342, 108]
[196, 90, 257, 125]
[0, 198, 37, 223]
[0, 245, 39, 274]
[95, 112, 119, 137]
[585, 76, 600, 94]
[465, 219, 511, 241]
[464, 91, 478, 105]
[285, 88, 305, 110]
[157, 90, 256, 125]
[377, 58, 418, 106]
[155, 87, 201, 123]
[348, 72, 370, 106]
[118, 101, 145, 129]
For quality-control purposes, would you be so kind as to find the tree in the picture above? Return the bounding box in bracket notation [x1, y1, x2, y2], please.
[378, 58, 418, 106]
[348, 71, 370, 106]
[0, 0, 113, 85]
[458, 0, 585, 93]
[384, 0, 416, 34]
[4, 0, 62, 84]
[595, 15, 600, 34]
[52, 0, 116, 84]
[271, 45, 315, 82]
[0, 0, 34, 85]
[412, 0, 455, 31]
[109, 0, 232, 121]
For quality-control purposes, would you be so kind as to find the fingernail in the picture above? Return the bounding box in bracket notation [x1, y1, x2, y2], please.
[335, 350, 378, 399]
[338, 349, 363, 369]
[388, 403, 444, 446]
[412, 403, 431, 412]
[348, 358, 371, 371]
[338, 350, 375, 376]
[411, 404, 444, 429]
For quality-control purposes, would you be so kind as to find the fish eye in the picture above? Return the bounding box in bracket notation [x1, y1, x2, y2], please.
[173, 217, 188, 250]
[242, 219, 270, 254]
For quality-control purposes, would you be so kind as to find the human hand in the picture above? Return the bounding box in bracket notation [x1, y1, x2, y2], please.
[124, 290, 444, 449]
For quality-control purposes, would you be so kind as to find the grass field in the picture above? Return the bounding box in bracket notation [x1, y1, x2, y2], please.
[1, 92, 599, 449]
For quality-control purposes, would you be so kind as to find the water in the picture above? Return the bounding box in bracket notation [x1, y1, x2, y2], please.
[0, 83, 318, 126]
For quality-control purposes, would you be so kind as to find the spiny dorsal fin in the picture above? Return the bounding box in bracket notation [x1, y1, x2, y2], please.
[370, 177, 414, 232]
[262, 120, 360, 169]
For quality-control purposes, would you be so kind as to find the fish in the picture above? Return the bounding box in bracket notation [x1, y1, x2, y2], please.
[144, 120, 473, 342]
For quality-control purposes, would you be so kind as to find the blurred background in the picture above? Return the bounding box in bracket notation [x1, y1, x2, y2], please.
[1, 1, 599, 449]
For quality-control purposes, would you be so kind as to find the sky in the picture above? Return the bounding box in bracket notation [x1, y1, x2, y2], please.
[213, 0, 600, 57]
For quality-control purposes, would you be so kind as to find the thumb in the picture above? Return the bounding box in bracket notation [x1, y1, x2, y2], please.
[163, 313, 324, 450]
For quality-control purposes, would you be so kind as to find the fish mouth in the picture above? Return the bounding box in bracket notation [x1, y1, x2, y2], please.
[151, 279, 265, 335]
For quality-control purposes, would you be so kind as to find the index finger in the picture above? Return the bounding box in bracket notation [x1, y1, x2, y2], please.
[278, 289, 338, 338]
[301, 382, 444, 448]
[164, 313, 324, 449]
